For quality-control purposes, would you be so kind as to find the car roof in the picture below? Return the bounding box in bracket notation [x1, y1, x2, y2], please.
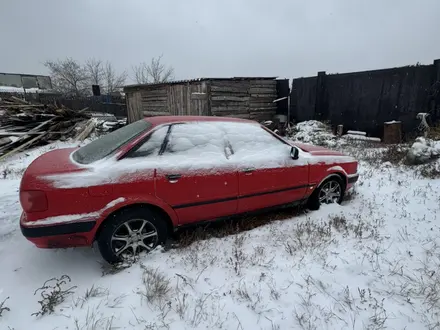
[143, 116, 255, 126]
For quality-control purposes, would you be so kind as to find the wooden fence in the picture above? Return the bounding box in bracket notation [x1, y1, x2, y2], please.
[290, 59, 440, 138]
[0, 92, 127, 118]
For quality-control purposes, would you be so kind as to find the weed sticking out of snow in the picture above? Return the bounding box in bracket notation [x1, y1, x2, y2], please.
[32, 275, 77, 317]
[0, 296, 10, 317]
[138, 266, 172, 304]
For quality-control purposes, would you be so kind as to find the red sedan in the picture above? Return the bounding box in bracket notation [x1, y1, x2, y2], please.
[19, 116, 359, 263]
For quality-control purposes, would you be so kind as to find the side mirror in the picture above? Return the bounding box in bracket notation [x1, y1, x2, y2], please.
[291, 146, 299, 160]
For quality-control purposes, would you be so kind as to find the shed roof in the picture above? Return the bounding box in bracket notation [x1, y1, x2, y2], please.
[124, 76, 277, 91]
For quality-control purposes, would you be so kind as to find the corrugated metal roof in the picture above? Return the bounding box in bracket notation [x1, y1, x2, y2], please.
[124, 76, 278, 90]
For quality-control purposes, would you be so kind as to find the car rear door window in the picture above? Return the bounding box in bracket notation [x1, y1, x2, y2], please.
[127, 125, 169, 158]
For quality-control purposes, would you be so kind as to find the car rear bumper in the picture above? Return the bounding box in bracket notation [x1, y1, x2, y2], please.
[20, 213, 95, 248]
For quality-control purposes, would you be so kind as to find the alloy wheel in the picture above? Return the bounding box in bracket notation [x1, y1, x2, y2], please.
[111, 219, 158, 258]
[318, 180, 342, 204]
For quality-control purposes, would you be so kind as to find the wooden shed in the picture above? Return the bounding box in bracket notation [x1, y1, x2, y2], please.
[124, 77, 281, 124]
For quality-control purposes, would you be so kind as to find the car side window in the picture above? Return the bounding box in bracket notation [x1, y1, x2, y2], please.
[128, 126, 169, 158]
[164, 123, 227, 159]
[225, 123, 287, 156]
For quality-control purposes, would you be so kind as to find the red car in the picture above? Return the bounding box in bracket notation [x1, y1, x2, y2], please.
[19, 116, 358, 263]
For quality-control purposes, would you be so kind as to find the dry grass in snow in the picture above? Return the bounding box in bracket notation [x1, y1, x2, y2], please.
[0, 132, 440, 329]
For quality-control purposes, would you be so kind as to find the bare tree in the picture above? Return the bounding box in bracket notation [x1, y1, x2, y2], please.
[103, 61, 127, 94]
[44, 58, 88, 96]
[132, 55, 174, 84]
[85, 58, 104, 86]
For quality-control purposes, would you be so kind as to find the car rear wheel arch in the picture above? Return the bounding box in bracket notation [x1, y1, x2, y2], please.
[94, 203, 174, 242]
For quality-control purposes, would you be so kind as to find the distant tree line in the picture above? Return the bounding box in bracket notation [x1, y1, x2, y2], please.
[44, 55, 175, 97]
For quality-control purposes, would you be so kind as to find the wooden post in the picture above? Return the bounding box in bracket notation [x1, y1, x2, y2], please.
[337, 125, 343, 136]
[383, 121, 402, 144]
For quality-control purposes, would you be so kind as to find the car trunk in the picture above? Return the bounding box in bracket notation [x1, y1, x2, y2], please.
[20, 148, 84, 190]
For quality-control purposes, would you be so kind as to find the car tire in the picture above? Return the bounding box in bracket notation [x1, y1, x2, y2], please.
[97, 206, 168, 264]
[307, 176, 344, 211]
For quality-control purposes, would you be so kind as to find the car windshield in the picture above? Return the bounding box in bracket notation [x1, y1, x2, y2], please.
[72, 120, 151, 164]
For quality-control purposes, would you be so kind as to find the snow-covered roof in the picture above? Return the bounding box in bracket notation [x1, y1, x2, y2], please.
[0, 86, 55, 94]
[124, 77, 278, 90]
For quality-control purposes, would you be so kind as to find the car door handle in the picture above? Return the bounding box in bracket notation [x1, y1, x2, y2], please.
[242, 167, 255, 174]
[166, 174, 181, 183]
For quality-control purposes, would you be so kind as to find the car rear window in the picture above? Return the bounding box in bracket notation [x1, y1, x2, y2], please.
[72, 120, 151, 164]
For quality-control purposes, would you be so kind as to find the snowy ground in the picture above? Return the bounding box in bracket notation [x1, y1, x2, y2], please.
[1, 129, 440, 329]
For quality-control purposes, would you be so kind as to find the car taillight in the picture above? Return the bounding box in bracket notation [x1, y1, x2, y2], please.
[20, 190, 48, 212]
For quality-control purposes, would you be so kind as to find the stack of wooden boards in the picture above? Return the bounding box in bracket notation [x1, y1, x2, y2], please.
[0, 96, 93, 161]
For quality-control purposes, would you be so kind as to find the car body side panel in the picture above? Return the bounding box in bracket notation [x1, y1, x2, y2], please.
[237, 165, 309, 213]
[155, 170, 239, 225]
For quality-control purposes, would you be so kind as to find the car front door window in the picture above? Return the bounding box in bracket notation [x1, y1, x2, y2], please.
[225, 124, 291, 166]
[163, 123, 228, 164]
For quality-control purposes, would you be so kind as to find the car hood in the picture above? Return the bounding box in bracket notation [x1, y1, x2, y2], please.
[292, 142, 346, 156]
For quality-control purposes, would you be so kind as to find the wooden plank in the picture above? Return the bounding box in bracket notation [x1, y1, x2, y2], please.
[0, 133, 47, 161]
[211, 103, 249, 109]
[75, 119, 96, 142]
[211, 96, 249, 102]
[249, 80, 276, 86]
[249, 96, 277, 101]
[219, 113, 251, 119]
[0, 132, 45, 136]
[127, 90, 143, 123]
[250, 103, 276, 108]
[141, 89, 167, 96]
[191, 92, 207, 100]
[212, 108, 249, 114]
[0, 104, 45, 108]
[10, 96, 29, 104]
[211, 86, 249, 93]
[142, 102, 168, 108]
[141, 96, 168, 102]
[142, 107, 168, 113]
[249, 107, 277, 111]
[210, 80, 250, 87]
[187, 84, 191, 115]
[249, 88, 276, 94]
[143, 111, 171, 116]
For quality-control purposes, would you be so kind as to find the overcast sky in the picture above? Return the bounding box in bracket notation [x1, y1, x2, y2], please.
[1, 0, 440, 82]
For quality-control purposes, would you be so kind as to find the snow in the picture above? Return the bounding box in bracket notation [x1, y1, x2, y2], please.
[0, 86, 50, 93]
[290, 120, 340, 148]
[326, 165, 347, 175]
[406, 137, 440, 164]
[384, 120, 401, 124]
[23, 197, 125, 226]
[342, 134, 381, 142]
[1, 125, 440, 329]
[346, 130, 366, 136]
